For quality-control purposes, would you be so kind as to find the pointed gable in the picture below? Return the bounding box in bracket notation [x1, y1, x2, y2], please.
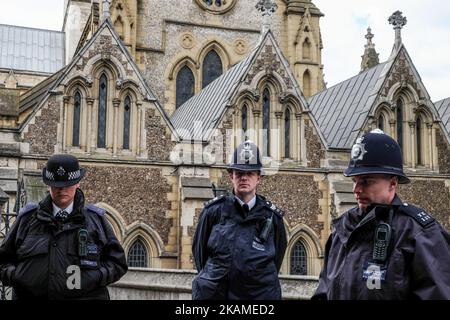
[171, 30, 315, 143]
[19, 18, 177, 137]
[308, 45, 443, 149]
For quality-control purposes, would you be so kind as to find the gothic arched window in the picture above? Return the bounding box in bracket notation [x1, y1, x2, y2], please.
[123, 95, 131, 150]
[291, 240, 307, 275]
[262, 88, 271, 157]
[242, 103, 248, 137]
[285, 108, 291, 158]
[303, 38, 311, 60]
[396, 99, 403, 152]
[378, 113, 385, 132]
[416, 116, 423, 165]
[98, 74, 108, 148]
[73, 91, 82, 147]
[127, 239, 148, 268]
[176, 66, 195, 109]
[202, 50, 222, 88]
[303, 70, 311, 97]
[114, 16, 124, 41]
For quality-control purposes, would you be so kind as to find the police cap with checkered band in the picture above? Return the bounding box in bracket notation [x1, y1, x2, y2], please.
[42, 154, 86, 187]
[228, 140, 263, 172]
[344, 129, 410, 184]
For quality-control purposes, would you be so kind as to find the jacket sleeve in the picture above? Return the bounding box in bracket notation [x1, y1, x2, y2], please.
[192, 206, 218, 272]
[311, 234, 333, 300]
[0, 215, 22, 286]
[410, 224, 450, 299]
[97, 216, 128, 287]
[273, 215, 287, 272]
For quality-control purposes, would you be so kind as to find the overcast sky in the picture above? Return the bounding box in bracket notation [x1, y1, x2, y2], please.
[0, 0, 448, 101]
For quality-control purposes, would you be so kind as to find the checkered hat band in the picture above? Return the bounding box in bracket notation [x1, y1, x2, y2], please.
[45, 171, 55, 181]
[68, 170, 81, 180]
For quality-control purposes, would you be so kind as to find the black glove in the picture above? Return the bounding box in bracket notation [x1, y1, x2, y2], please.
[0, 264, 16, 286]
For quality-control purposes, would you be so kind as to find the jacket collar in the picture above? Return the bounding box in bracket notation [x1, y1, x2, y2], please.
[334, 194, 403, 245]
[37, 189, 86, 224]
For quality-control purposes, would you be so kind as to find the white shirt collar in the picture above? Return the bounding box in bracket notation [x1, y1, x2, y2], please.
[52, 201, 74, 217]
[234, 195, 256, 211]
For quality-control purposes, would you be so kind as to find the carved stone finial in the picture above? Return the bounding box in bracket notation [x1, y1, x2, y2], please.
[365, 27, 374, 46]
[360, 27, 379, 72]
[388, 10, 407, 51]
[102, 0, 110, 22]
[388, 10, 407, 30]
[256, 0, 278, 39]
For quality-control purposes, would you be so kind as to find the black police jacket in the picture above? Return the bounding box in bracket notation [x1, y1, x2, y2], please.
[192, 194, 287, 300]
[0, 189, 128, 300]
[313, 195, 450, 300]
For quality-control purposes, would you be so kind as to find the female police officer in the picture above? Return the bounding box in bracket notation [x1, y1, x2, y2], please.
[313, 130, 450, 300]
[0, 154, 127, 299]
[192, 140, 287, 300]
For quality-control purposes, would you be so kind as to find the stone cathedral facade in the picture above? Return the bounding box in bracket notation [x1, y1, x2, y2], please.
[0, 0, 449, 276]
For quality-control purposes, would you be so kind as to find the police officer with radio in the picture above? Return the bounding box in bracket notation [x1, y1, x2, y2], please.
[313, 130, 450, 300]
[192, 140, 287, 300]
[0, 154, 128, 299]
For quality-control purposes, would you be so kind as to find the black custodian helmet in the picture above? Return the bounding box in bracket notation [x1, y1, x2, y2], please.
[228, 140, 263, 172]
[344, 129, 410, 184]
[42, 154, 86, 187]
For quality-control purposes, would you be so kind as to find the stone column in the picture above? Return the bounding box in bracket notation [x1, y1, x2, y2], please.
[389, 120, 396, 138]
[409, 121, 416, 168]
[426, 123, 433, 170]
[275, 111, 283, 161]
[431, 122, 439, 170]
[86, 98, 95, 154]
[252, 109, 261, 147]
[112, 98, 121, 157]
[62, 96, 70, 152]
[138, 101, 146, 158]
[301, 112, 308, 166]
[295, 113, 302, 163]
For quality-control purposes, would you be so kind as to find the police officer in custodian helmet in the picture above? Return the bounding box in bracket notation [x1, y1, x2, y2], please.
[0, 154, 128, 299]
[192, 140, 287, 299]
[313, 129, 450, 299]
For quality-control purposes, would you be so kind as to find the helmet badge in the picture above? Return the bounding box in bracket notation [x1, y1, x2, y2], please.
[351, 137, 367, 161]
[57, 166, 66, 176]
[239, 142, 254, 164]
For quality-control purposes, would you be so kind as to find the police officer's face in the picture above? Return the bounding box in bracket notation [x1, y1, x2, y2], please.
[229, 170, 261, 198]
[352, 174, 398, 211]
[49, 183, 80, 209]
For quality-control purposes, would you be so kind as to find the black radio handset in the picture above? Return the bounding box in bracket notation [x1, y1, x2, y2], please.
[78, 229, 88, 257]
[372, 207, 394, 263]
[373, 223, 391, 262]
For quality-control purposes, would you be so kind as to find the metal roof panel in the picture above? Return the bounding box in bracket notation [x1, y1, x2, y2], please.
[0, 24, 65, 73]
[308, 62, 387, 149]
[435, 97, 450, 136]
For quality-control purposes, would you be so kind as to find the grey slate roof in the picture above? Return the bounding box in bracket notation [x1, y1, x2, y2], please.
[171, 30, 312, 143]
[0, 24, 65, 74]
[171, 48, 258, 142]
[19, 67, 66, 113]
[435, 97, 450, 136]
[308, 62, 389, 149]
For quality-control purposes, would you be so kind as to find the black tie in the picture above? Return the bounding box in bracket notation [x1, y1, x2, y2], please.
[242, 204, 250, 214]
[55, 210, 69, 222]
